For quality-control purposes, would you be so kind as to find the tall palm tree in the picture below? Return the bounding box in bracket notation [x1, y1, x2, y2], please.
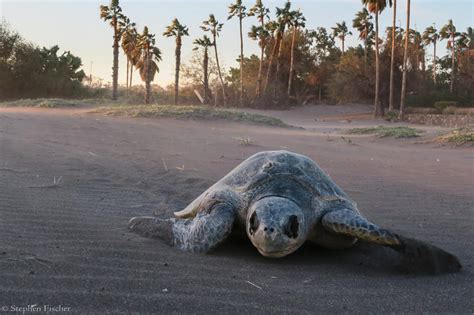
[388, 0, 396, 112]
[422, 25, 440, 84]
[262, 20, 279, 96]
[164, 18, 189, 105]
[440, 19, 460, 93]
[287, 9, 305, 97]
[332, 21, 352, 54]
[100, 0, 125, 100]
[399, 0, 410, 119]
[274, 1, 293, 86]
[248, 0, 270, 99]
[352, 8, 373, 67]
[228, 0, 248, 106]
[136, 26, 162, 104]
[201, 14, 226, 106]
[121, 21, 137, 92]
[193, 35, 213, 104]
[362, 0, 391, 118]
[248, 25, 270, 99]
[465, 27, 473, 50]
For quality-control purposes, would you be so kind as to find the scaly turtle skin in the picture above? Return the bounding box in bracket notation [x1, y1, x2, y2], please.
[129, 151, 461, 273]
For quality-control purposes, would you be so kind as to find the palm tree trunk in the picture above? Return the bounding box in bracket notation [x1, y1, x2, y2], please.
[364, 25, 368, 73]
[399, 0, 411, 119]
[130, 63, 133, 88]
[239, 16, 244, 107]
[275, 27, 286, 90]
[450, 33, 455, 93]
[389, 0, 397, 112]
[433, 38, 437, 84]
[342, 37, 345, 54]
[263, 35, 280, 97]
[213, 35, 226, 107]
[145, 52, 151, 104]
[203, 47, 209, 104]
[373, 7, 382, 118]
[112, 17, 119, 100]
[175, 37, 181, 105]
[255, 18, 265, 99]
[126, 58, 130, 94]
[256, 42, 265, 99]
[287, 26, 297, 97]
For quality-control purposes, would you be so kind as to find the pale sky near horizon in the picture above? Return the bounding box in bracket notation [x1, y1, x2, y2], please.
[1, 0, 472, 87]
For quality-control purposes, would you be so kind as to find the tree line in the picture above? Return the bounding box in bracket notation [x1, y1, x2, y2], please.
[0, 21, 86, 100]
[100, 0, 472, 116]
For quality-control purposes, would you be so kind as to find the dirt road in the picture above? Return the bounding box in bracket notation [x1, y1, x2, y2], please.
[0, 108, 472, 313]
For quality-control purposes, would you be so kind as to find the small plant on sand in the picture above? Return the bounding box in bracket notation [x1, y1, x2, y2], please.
[235, 136, 254, 146]
[436, 128, 474, 146]
[347, 126, 422, 138]
[340, 136, 353, 145]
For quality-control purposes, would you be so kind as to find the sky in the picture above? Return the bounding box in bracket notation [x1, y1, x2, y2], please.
[1, 0, 472, 87]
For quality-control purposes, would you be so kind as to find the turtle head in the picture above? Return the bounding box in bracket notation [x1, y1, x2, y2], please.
[247, 197, 308, 258]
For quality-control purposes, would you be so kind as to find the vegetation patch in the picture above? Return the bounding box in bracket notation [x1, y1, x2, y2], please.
[435, 128, 474, 146]
[91, 105, 289, 127]
[0, 98, 108, 108]
[347, 126, 422, 138]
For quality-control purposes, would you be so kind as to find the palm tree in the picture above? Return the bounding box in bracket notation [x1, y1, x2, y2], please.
[248, 26, 270, 99]
[136, 26, 162, 104]
[399, 0, 410, 119]
[422, 25, 440, 84]
[193, 35, 213, 104]
[100, 0, 125, 100]
[362, 0, 391, 118]
[121, 22, 137, 92]
[274, 1, 293, 86]
[248, 0, 270, 99]
[228, 0, 248, 106]
[164, 18, 189, 105]
[332, 21, 352, 54]
[388, 0, 396, 112]
[440, 19, 460, 93]
[465, 27, 473, 50]
[352, 8, 373, 67]
[287, 10, 305, 97]
[201, 14, 226, 106]
[262, 20, 279, 96]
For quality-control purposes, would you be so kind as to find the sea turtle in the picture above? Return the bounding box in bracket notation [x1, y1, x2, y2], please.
[129, 150, 461, 273]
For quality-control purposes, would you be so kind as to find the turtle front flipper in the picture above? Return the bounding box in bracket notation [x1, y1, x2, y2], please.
[129, 201, 236, 253]
[321, 209, 462, 274]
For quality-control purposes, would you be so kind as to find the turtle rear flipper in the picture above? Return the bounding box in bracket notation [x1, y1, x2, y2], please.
[322, 209, 462, 274]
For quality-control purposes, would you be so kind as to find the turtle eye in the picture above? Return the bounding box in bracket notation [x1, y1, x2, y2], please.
[249, 212, 259, 235]
[284, 215, 299, 239]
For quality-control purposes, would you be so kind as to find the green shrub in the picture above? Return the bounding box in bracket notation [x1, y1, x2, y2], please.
[434, 101, 458, 113]
[384, 111, 399, 122]
[406, 90, 471, 108]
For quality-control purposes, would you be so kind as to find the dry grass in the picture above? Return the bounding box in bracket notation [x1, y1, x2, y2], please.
[347, 126, 422, 138]
[91, 105, 289, 127]
[405, 107, 474, 116]
[435, 128, 474, 146]
[0, 98, 109, 108]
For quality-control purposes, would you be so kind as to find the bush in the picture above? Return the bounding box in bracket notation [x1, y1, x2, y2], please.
[406, 88, 472, 108]
[384, 111, 399, 122]
[434, 101, 459, 113]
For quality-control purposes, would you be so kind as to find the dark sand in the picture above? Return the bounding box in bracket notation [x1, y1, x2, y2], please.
[0, 107, 472, 313]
